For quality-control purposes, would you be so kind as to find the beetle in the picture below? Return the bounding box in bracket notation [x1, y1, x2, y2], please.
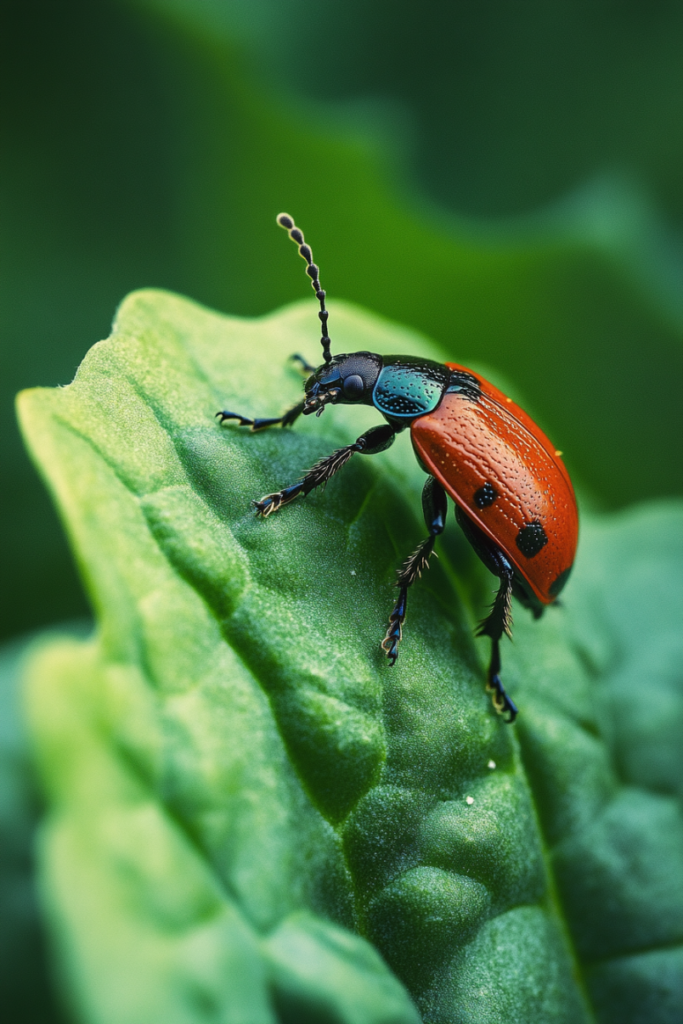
[217, 214, 579, 722]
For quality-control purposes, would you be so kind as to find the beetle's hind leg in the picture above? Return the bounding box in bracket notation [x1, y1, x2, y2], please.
[216, 398, 306, 431]
[382, 477, 447, 665]
[454, 507, 518, 722]
[476, 573, 518, 724]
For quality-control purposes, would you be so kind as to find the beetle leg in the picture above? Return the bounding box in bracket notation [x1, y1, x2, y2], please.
[253, 423, 396, 516]
[476, 565, 518, 724]
[487, 639, 518, 724]
[289, 353, 317, 375]
[216, 398, 306, 431]
[454, 507, 518, 723]
[382, 477, 447, 665]
[476, 572, 518, 724]
[474, 563, 517, 722]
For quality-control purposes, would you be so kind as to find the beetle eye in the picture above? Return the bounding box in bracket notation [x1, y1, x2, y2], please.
[343, 374, 364, 399]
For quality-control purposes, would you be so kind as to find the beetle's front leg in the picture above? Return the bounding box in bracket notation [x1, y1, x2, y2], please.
[216, 398, 306, 431]
[254, 424, 396, 516]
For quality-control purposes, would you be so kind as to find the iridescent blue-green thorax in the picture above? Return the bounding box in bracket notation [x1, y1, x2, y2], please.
[372, 357, 451, 419]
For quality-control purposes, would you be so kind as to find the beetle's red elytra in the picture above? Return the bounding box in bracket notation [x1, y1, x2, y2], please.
[411, 363, 578, 606]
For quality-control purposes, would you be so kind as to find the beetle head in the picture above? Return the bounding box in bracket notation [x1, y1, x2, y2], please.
[303, 352, 382, 416]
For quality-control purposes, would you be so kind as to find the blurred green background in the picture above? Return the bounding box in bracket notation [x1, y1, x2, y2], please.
[2, 0, 682, 645]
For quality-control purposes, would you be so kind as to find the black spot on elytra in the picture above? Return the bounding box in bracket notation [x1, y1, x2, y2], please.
[474, 482, 497, 509]
[550, 565, 572, 597]
[516, 521, 548, 558]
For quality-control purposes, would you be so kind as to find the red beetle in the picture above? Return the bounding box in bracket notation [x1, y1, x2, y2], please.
[218, 215, 579, 721]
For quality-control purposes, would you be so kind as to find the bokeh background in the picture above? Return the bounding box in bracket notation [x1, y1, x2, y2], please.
[1, 2, 682, 1019]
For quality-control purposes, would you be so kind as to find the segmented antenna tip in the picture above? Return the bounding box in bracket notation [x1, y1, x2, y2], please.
[276, 211, 333, 364]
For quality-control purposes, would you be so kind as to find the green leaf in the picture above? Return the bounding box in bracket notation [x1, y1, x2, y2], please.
[17, 292, 683, 1022]
[0, 628, 80, 1023]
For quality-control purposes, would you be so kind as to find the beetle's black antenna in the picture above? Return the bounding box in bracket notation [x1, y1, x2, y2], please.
[277, 213, 332, 365]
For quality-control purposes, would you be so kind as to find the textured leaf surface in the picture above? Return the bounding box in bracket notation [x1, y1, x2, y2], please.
[17, 292, 683, 1022]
